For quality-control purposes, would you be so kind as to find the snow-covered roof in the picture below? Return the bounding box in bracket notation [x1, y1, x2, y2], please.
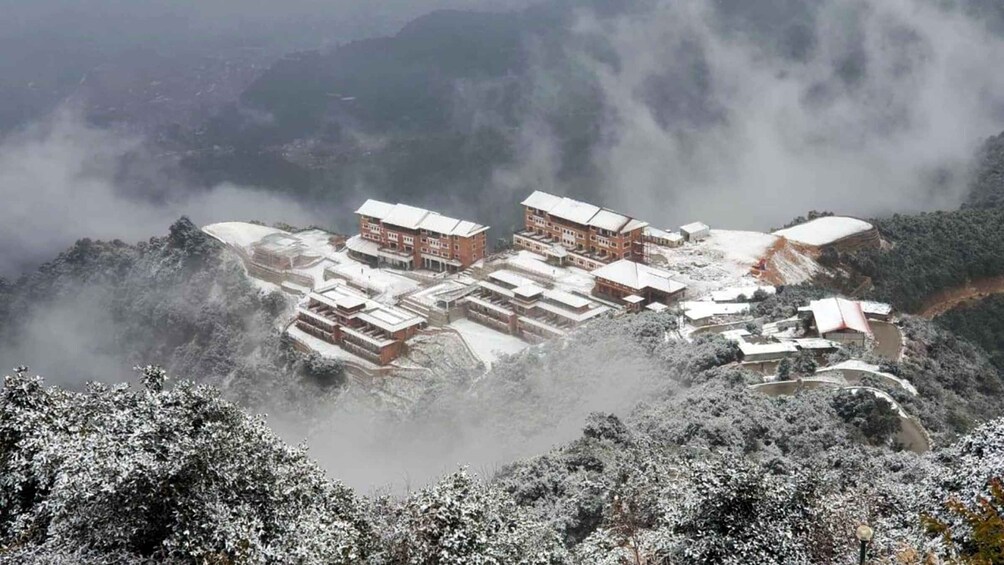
[591, 259, 686, 295]
[739, 341, 798, 357]
[644, 226, 682, 241]
[552, 198, 601, 225]
[345, 234, 380, 256]
[682, 301, 750, 318]
[720, 329, 752, 342]
[773, 216, 873, 246]
[810, 297, 872, 335]
[383, 204, 430, 230]
[513, 284, 545, 299]
[478, 280, 516, 298]
[623, 295, 645, 304]
[680, 222, 710, 235]
[311, 284, 369, 311]
[536, 301, 609, 323]
[357, 199, 488, 236]
[489, 269, 537, 289]
[620, 219, 649, 233]
[859, 301, 893, 316]
[645, 302, 669, 312]
[544, 289, 592, 310]
[452, 220, 490, 237]
[355, 199, 396, 220]
[520, 190, 646, 233]
[589, 209, 630, 232]
[521, 190, 563, 212]
[357, 307, 424, 333]
[419, 214, 460, 235]
[202, 222, 285, 249]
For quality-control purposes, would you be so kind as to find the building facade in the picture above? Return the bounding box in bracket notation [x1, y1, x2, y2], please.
[513, 191, 649, 270]
[592, 259, 687, 306]
[294, 282, 426, 365]
[462, 269, 610, 343]
[353, 199, 489, 272]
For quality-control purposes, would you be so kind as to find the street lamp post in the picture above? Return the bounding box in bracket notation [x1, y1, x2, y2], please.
[856, 524, 874, 565]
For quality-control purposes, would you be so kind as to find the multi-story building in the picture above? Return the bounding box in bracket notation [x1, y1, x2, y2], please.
[513, 191, 649, 270]
[463, 269, 611, 343]
[350, 199, 489, 272]
[294, 281, 426, 365]
[592, 259, 687, 308]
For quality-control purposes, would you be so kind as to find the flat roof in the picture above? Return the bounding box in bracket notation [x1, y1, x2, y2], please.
[739, 341, 799, 356]
[645, 302, 669, 312]
[536, 300, 609, 323]
[477, 280, 516, 298]
[513, 284, 545, 299]
[680, 221, 710, 234]
[489, 269, 537, 289]
[624, 294, 645, 304]
[544, 288, 592, 309]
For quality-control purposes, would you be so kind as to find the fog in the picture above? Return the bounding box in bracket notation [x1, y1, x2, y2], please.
[0, 109, 322, 276]
[2, 0, 1004, 494]
[507, 0, 1004, 230]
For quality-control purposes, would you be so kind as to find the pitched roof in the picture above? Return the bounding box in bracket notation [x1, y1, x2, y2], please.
[383, 204, 430, 230]
[355, 199, 488, 236]
[810, 298, 872, 335]
[591, 259, 687, 294]
[520, 190, 647, 233]
[355, 199, 396, 219]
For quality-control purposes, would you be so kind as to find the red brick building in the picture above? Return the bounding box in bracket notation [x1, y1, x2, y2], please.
[464, 269, 611, 344]
[513, 191, 649, 270]
[294, 282, 426, 365]
[591, 259, 687, 306]
[352, 199, 489, 272]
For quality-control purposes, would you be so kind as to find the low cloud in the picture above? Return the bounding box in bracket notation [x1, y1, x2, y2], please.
[0, 109, 321, 276]
[511, 0, 1004, 230]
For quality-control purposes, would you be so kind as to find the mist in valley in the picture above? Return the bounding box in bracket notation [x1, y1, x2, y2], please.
[2, 0, 1004, 496]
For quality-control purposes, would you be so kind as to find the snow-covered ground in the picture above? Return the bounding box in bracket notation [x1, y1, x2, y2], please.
[500, 251, 597, 296]
[286, 325, 380, 369]
[449, 319, 530, 369]
[324, 261, 421, 303]
[773, 216, 873, 246]
[203, 222, 285, 249]
[648, 229, 775, 299]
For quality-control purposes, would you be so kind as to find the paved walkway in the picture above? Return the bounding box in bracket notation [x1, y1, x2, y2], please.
[870, 321, 903, 362]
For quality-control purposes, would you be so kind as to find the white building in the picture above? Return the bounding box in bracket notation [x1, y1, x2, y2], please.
[679, 222, 710, 242]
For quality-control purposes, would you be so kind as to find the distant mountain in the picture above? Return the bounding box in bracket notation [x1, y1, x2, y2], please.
[176, 4, 613, 234]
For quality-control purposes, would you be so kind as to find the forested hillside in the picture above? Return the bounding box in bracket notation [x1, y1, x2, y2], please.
[0, 218, 342, 408]
[937, 295, 1004, 373]
[844, 208, 1004, 312]
[3, 358, 1003, 563]
[963, 130, 1004, 210]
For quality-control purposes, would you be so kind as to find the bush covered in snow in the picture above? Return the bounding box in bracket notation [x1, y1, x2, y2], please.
[0, 366, 371, 563]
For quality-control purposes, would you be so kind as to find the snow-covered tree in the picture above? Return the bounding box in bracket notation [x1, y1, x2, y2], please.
[0, 367, 372, 563]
